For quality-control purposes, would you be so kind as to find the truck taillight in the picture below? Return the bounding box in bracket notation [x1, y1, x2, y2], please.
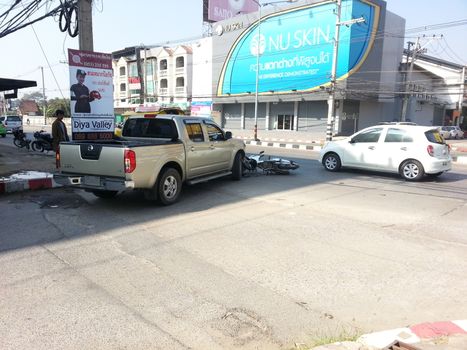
[55, 147, 60, 168]
[427, 145, 434, 157]
[124, 149, 136, 173]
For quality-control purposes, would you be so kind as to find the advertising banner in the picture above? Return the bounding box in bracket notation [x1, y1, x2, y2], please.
[217, 0, 380, 96]
[191, 101, 213, 116]
[68, 49, 114, 140]
[204, 0, 258, 23]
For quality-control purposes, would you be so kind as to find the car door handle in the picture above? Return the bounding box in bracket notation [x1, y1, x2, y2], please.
[368, 146, 375, 150]
[209, 145, 215, 150]
[190, 146, 195, 152]
[400, 147, 407, 151]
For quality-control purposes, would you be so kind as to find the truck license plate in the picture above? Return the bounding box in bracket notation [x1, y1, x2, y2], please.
[84, 176, 100, 186]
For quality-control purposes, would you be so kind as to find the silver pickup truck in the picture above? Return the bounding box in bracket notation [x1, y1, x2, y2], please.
[54, 115, 246, 205]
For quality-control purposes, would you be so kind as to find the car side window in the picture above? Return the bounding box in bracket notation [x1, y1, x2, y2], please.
[206, 123, 225, 141]
[185, 123, 205, 142]
[352, 128, 382, 143]
[384, 128, 413, 143]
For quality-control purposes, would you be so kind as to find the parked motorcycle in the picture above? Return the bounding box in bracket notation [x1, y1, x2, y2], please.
[242, 151, 299, 175]
[31, 130, 54, 152]
[12, 128, 31, 150]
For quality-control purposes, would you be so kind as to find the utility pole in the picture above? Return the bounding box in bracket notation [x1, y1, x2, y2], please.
[457, 66, 466, 126]
[401, 37, 419, 122]
[40, 66, 47, 122]
[325, 0, 364, 141]
[78, 0, 93, 51]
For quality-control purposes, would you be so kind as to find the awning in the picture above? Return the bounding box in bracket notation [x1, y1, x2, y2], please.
[0, 78, 37, 98]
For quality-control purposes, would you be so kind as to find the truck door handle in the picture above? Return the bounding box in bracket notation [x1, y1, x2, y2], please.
[209, 145, 215, 150]
[368, 146, 375, 150]
[190, 146, 195, 152]
[400, 147, 407, 151]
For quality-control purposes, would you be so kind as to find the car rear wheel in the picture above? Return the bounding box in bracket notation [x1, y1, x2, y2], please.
[400, 159, 424, 181]
[323, 153, 341, 172]
[158, 168, 181, 205]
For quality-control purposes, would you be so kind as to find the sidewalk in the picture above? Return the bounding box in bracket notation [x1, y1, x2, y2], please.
[0, 142, 60, 194]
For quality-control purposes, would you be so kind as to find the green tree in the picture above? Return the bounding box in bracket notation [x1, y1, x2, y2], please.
[46, 98, 71, 118]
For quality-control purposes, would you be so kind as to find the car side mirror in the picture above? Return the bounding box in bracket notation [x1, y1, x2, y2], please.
[349, 138, 355, 144]
[225, 131, 232, 140]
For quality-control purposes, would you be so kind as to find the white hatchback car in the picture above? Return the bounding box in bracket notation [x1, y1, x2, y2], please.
[319, 125, 452, 181]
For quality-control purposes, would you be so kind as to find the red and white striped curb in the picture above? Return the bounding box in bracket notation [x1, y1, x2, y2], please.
[358, 320, 467, 349]
[0, 171, 61, 195]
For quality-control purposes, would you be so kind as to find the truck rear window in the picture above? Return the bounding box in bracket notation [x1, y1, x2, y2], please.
[123, 118, 177, 139]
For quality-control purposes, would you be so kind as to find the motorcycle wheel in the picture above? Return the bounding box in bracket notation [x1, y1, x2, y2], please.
[13, 138, 22, 148]
[32, 141, 44, 152]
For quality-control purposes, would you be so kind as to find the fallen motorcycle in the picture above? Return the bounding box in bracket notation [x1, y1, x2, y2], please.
[242, 151, 299, 175]
[31, 130, 54, 152]
[12, 128, 31, 150]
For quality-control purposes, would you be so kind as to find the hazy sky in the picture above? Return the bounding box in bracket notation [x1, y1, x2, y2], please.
[1, 0, 466, 99]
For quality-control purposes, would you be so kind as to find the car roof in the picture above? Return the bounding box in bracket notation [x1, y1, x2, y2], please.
[364, 124, 438, 132]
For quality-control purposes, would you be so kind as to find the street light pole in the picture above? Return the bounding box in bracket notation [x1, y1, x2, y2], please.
[253, 4, 262, 141]
[252, 0, 297, 141]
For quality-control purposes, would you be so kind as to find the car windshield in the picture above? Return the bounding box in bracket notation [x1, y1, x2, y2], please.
[7, 116, 21, 122]
[425, 129, 445, 144]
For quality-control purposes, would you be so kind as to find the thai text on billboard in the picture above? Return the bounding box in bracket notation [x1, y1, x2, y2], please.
[217, 0, 380, 95]
[68, 49, 114, 140]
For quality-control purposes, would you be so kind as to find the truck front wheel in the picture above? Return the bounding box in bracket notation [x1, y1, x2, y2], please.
[158, 168, 182, 205]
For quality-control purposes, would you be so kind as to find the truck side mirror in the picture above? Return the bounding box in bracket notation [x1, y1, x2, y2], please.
[225, 131, 232, 140]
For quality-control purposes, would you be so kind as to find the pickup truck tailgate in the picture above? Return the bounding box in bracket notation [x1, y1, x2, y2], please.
[60, 142, 126, 177]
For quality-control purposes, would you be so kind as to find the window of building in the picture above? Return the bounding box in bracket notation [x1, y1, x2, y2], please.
[146, 61, 154, 75]
[276, 115, 294, 130]
[176, 56, 184, 68]
[384, 128, 413, 143]
[160, 79, 168, 88]
[160, 59, 167, 70]
[185, 123, 204, 142]
[128, 62, 138, 77]
[352, 128, 382, 143]
[120, 83, 126, 92]
[176, 77, 184, 87]
[129, 89, 141, 95]
[119, 66, 126, 76]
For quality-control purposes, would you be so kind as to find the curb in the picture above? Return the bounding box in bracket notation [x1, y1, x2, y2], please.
[357, 320, 467, 349]
[310, 320, 467, 349]
[0, 171, 61, 195]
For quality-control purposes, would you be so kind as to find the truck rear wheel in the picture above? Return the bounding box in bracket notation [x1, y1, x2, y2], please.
[158, 168, 182, 205]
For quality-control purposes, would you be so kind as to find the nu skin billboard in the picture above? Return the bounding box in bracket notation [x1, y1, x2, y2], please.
[217, 0, 381, 96]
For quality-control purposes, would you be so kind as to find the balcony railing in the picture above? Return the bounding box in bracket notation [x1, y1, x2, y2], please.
[159, 88, 168, 95]
[175, 67, 185, 74]
[175, 87, 185, 94]
[159, 69, 168, 77]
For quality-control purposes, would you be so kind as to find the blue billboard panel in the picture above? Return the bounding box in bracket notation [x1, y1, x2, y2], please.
[217, 0, 380, 96]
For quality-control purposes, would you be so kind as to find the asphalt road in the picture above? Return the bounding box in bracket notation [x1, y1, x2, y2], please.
[1, 147, 467, 350]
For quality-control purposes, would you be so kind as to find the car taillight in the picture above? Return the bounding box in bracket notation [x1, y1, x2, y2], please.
[55, 147, 60, 168]
[427, 145, 434, 157]
[124, 149, 136, 173]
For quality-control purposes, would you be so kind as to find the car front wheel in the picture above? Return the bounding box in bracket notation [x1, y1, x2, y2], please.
[322, 153, 341, 172]
[400, 159, 424, 181]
